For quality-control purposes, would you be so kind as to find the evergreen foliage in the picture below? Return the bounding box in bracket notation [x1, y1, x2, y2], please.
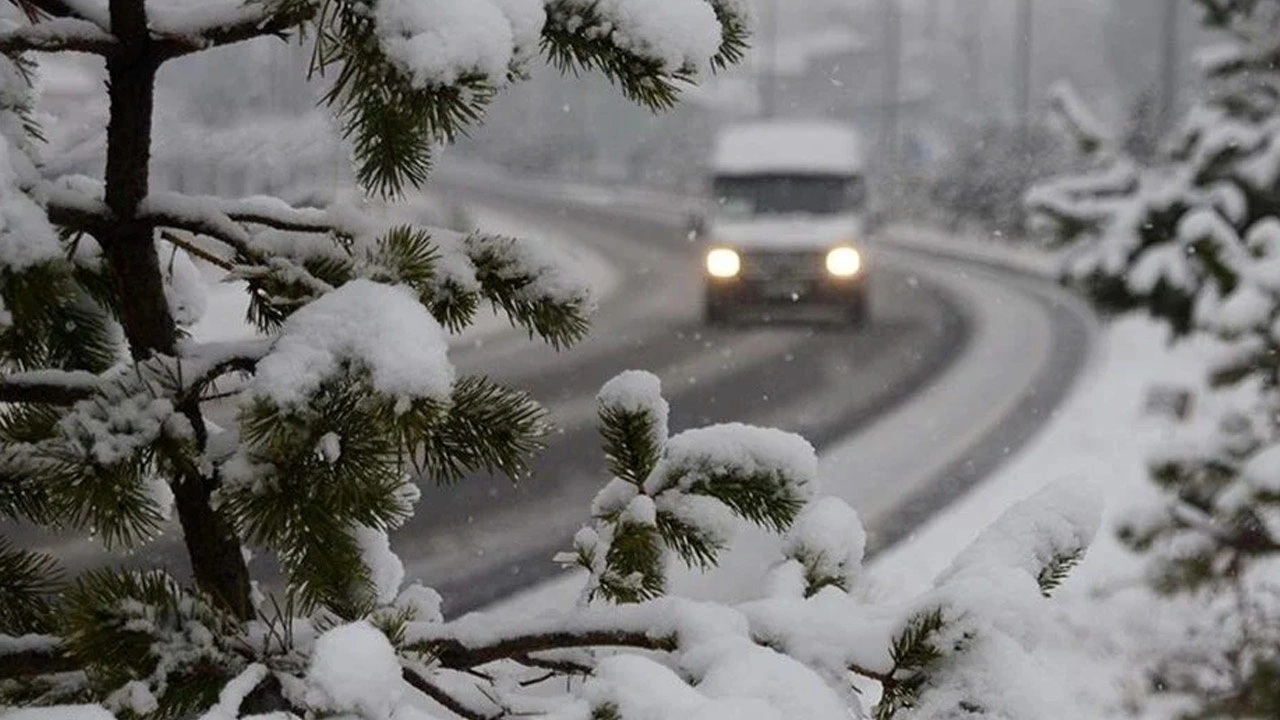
[874, 608, 946, 720]
[1029, 0, 1280, 714]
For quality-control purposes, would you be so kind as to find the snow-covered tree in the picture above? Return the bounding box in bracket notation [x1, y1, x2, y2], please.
[0, 1, 1103, 719]
[1028, 1, 1280, 714]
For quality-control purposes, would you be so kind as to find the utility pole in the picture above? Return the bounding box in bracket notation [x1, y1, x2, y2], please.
[1158, 0, 1180, 132]
[880, 0, 902, 169]
[962, 0, 985, 124]
[759, 0, 778, 118]
[925, 0, 941, 131]
[1014, 0, 1033, 135]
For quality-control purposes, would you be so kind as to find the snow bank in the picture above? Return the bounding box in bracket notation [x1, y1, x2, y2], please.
[868, 317, 1221, 717]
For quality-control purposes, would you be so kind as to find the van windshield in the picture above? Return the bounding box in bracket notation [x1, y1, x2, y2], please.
[712, 174, 865, 219]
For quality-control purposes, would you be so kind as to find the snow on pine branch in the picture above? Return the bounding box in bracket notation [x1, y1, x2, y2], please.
[373, 0, 544, 87]
[0, 16, 118, 55]
[247, 279, 454, 408]
[0, 144, 61, 272]
[565, 372, 818, 603]
[545, 0, 724, 75]
[937, 479, 1101, 594]
[372, 0, 733, 89]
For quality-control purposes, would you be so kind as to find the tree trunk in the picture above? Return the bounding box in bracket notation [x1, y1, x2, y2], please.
[99, 0, 252, 619]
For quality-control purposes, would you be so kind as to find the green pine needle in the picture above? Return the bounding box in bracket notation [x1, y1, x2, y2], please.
[598, 404, 664, 486]
[1036, 547, 1085, 597]
[0, 537, 61, 634]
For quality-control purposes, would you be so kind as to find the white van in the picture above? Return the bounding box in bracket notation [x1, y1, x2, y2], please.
[694, 120, 870, 325]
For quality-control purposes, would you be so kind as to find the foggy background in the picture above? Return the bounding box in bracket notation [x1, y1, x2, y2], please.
[31, 0, 1213, 231]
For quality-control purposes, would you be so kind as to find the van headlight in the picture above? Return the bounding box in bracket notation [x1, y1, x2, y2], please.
[826, 247, 862, 277]
[706, 248, 741, 278]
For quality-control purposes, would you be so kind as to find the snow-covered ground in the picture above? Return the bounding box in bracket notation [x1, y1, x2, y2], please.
[870, 315, 1212, 717]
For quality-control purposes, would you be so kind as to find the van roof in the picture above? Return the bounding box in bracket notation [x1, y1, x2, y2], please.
[711, 120, 863, 175]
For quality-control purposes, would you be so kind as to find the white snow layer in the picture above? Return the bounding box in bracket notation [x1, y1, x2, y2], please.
[157, 241, 209, 327]
[646, 423, 818, 499]
[0, 139, 60, 270]
[782, 496, 866, 588]
[306, 621, 405, 720]
[375, 0, 527, 86]
[938, 479, 1103, 589]
[250, 279, 454, 407]
[354, 524, 406, 605]
[558, 0, 724, 72]
[598, 369, 669, 443]
[711, 121, 863, 175]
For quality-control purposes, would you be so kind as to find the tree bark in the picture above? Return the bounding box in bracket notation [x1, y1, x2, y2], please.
[98, 0, 252, 619]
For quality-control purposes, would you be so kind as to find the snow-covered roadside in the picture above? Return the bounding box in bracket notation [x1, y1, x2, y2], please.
[877, 222, 1064, 278]
[869, 316, 1217, 718]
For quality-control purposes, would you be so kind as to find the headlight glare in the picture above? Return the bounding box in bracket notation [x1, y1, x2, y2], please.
[706, 248, 741, 278]
[826, 247, 862, 277]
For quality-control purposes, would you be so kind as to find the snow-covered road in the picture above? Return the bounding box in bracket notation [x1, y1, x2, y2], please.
[401, 175, 1096, 613]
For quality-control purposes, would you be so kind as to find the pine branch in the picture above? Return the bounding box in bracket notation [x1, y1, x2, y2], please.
[152, 1, 316, 60]
[541, 0, 688, 112]
[682, 468, 807, 534]
[598, 404, 663, 485]
[401, 667, 498, 720]
[511, 653, 592, 676]
[0, 537, 62, 634]
[41, 188, 112, 236]
[6, 0, 103, 24]
[159, 230, 233, 270]
[402, 375, 548, 483]
[310, 1, 496, 196]
[595, 519, 666, 603]
[61, 568, 244, 715]
[0, 641, 77, 680]
[874, 607, 946, 720]
[0, 370, 98, 404]
[707, 0, 751, 72]
[467, 233, 592, 349]
[655, 508, 722, 569]
[1036, 547, 1085, 597]
[418, 629, 677, 671]
[0, 17, 119, 55]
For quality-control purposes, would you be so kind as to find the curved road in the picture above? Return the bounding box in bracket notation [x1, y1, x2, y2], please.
[408, 176, 1095, 612]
